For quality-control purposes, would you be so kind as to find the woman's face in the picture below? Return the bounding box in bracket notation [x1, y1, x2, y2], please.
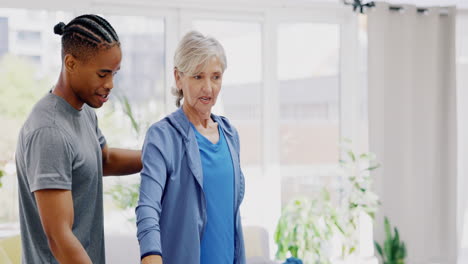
[176, 56, 223, 117]
[68, 45, 122, 109]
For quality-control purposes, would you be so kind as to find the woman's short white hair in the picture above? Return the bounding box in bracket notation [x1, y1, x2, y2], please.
[172, 30, 227, 107]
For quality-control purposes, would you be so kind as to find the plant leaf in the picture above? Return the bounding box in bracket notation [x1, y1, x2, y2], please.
[367, 164, 381, 171]
[393, 227, 400, 256]
[384, 217, 392, 242]
[374, 241, 384, 259]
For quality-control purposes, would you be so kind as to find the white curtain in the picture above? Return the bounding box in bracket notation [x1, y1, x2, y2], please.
[367, 3, 457, 264]
[456, 10, 468, 264]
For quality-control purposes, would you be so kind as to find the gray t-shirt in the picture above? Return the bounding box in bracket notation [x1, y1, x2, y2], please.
[16, 92, 107, 264]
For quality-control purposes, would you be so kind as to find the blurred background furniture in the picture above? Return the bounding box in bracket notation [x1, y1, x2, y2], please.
[0, 235, 21, 264]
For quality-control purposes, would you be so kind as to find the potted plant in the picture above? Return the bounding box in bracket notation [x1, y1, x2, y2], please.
[335, 142, 381, 259]
[374, 217, 407, 264]
[274, 141, 381, 264]
[274, 189, 336, 264]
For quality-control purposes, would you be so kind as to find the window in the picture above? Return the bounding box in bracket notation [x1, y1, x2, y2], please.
[96, 14, 166, 234]
[0, 8, 74, 224]
[17, 30, 40, 42]
[0, 5, 366, 262]
[192, 19, 263, 167]
[277, 22, 341, 206]
[0, 17, 8, 57]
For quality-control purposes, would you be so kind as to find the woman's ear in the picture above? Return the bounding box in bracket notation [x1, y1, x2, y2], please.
[174, 68, 182, 90]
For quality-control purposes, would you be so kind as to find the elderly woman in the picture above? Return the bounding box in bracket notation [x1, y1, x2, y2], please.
[136, 31, 246, 264]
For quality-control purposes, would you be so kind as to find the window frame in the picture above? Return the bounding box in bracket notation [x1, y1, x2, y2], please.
[0, 1, 367, 260]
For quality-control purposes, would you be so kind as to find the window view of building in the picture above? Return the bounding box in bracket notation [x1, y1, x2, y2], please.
[278, 23, 341, 207]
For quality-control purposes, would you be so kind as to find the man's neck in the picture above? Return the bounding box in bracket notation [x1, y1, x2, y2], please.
[52, 74, 84, 110]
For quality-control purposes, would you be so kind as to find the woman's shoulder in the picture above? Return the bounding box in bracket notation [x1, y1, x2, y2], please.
[148, 117, 173, 132]
[214, 114, 238, 137]
[145, 117, 181, 145]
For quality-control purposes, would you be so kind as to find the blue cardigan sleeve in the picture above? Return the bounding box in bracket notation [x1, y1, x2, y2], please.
[136, 125, 169, 259]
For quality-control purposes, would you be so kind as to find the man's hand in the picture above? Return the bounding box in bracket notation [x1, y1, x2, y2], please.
[102, 145, 142, 176]
[141, 255, 163, 264]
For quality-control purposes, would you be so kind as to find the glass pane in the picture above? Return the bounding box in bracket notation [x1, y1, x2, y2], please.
[99, 15, 165, 148]
[278, 23, 340, 207]
[192, 20, 262, 168]
[96, 15, 166, 236]
[0, 8, 75, 228]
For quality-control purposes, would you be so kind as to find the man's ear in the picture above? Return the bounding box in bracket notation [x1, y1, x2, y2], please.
[64, 54, 77, 73]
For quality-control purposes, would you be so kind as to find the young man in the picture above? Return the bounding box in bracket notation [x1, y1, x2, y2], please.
[15, 14, 142, 263]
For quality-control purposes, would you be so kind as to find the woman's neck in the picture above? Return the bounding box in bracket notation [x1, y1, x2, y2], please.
[182, 104, 212, 128]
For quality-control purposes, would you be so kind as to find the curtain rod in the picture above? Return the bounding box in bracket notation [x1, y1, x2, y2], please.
[389, 5, 450, 16]
[343, 0, 450, 16]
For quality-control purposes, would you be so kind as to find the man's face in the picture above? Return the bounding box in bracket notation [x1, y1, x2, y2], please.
[69, 46, 122, 109]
